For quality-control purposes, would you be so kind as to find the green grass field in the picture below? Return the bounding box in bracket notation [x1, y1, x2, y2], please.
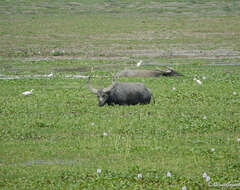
[0, 0, 240, 189]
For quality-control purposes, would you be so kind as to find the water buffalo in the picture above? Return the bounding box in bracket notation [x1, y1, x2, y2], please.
[116, 67, 183, 77]
[88, 76, 153, 106]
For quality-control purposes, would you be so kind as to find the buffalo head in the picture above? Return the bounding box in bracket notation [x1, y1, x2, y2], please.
[88, 76, 115, 106]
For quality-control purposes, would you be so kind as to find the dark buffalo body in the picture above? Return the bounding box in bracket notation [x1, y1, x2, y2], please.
[116, 68, 183, 77]
[88, 77, 153, 106]
[116, 69, 162, 77]
[103, 82, 152, 106]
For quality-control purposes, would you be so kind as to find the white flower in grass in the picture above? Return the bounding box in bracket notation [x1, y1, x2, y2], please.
[167, 171, 172, 177]
[206, 176, 210, 182]
[193, 77, 197, 81]
[182, 186, 187, 190]
[211, 148, 215, 152]
[196, 79, 202, 85]
[172, 87, 176, 91]
[203, 115, 207, 120]
[62, 50, 65, 53]
[233, 91, 237, 95]
[202, 172, 207, 178]
[103, 132, 108, 136]
[97, 169, 101, 174]
[237, 138, 240, 142]
[202, 76, 206, 80]
[137, 173, 142, 178]
[90, 122, 95, 126]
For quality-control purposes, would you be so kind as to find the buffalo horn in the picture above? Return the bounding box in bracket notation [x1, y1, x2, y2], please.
[88, 76, 98, 94]
[102, 75, 116, 93]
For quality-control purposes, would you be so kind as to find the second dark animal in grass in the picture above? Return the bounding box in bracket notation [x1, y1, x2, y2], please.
[88, 76, 153, 106]
[115, 67, 183, 77]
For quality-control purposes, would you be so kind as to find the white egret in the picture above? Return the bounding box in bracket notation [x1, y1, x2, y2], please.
[22, 89, 34, 96]
[136, 60, 143, 67]
[196, 79, 202, 85]
[48, 72, 54, 77]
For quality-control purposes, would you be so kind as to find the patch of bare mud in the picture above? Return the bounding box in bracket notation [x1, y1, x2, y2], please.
[99, 48, 240, 59]
[205, 63, 240, 66]
[171, 49, 240, 59]
[136, 1, 240, 16]
[25, 56, 131, 62]
[0, 74, 117, 80]
[20, 48, 240, 63]
[91, 30, 175, 42]
[55, 66, 89, 72]
[137, 2, 186, 10]
[54, 64, 125, 73]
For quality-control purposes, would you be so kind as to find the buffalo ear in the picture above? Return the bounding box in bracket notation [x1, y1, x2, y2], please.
[88, 76, 98, 94]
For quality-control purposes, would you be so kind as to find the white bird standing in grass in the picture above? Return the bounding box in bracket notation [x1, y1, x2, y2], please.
[136, 60, 143, 67]
[22, 89, 34, 96]
[193, 77, 202, 85]
[196, 79, 202, 85]
[48, 72, 54, 77]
